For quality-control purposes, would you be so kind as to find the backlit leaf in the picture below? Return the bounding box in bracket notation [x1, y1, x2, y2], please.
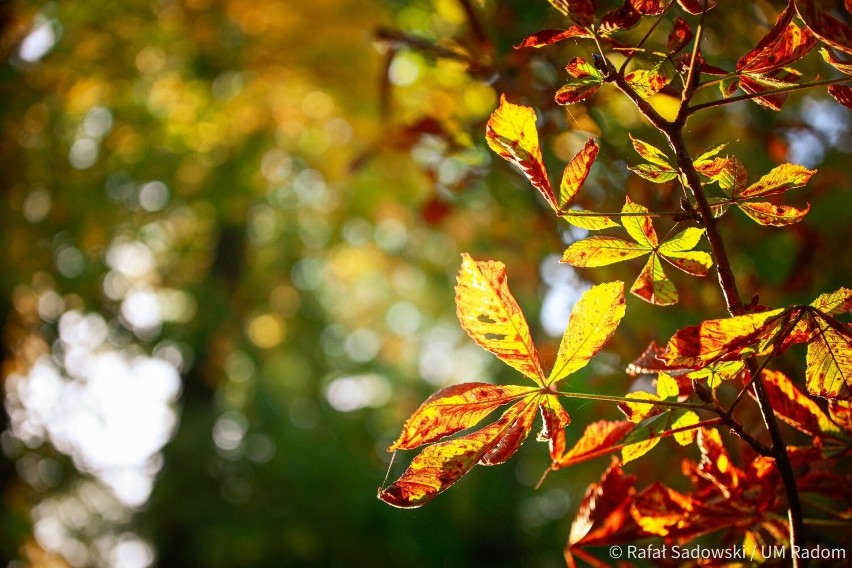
[829, 400, 852, 432]
[828, 84, 852, 109]
[388, 382, 538, 451]
[556, 57, 604, 105]
[379, 399, 535, 508]
[671, 410, 699, 445]
[481, 400, 539, 465]
[455, 254, 545, 383]
[662, 307, 788, 368]
[538, 395, 572, 460]
[629, 134, 672, 167]
[811, 287, 852, 316]
[806, 318, 852, 400]
[738, 201, 810, 226]
[758, 369, 843, 437]
[621, 197, 658, 248]
[631, 254, 678, 305]
[486, 95, 556, 210]
[552, 420, 633, 469]
[625, 67, 672, 98]
[629, 163, 679, 182]
[696, 428, 741, 495]
[719, 75, 740, 98]
[618, 391, 664, 423]
[560, 209, 620, 230]
[514, 26, 593, 49]
[568, 460, 638, 547]
[630, 0, 668, 16]
[694, 142, 729, 164]
[549, 0, 595, 27]
[547, 281, 627, 385]
[701, 156, 748, 194]
[599, 2, 642, 35]
[558, 138, 599, 212]
[736, 2, 816, 74]
[622, 432, 662, 463]
[677, 0, 717, 14]
[656, 372, 679, 399]
[561, 236, 649, 266]
[667, 16, 693, 53]
[686, 360, 746, 388]
[796, 0, 852, 55]
[740, 163, 815, 198]
[819, 47, 852, 74]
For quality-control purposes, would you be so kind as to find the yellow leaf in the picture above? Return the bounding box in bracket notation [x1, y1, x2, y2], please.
[618, 391, 663, 423]
[656, 372, 679, 399]
[558, 138, 599, 212]
[560, 209, 620, 230]
[622, 435, 661, 464]
[811, 287, 852, 316]
[740, 163, 815, 198]
[806, 317, 852, 400]
[671, 410, 699, 445]
[547, 281, 626, 385]
[455, 254, 545, 383]
[561, 236, 648, 267]
[738, 201, 810, 226]
[486, 95, 556, 210]
[621, 197, 658, 248]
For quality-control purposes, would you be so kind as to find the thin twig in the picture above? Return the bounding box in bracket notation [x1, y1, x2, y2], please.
[687, 77, 852, 115]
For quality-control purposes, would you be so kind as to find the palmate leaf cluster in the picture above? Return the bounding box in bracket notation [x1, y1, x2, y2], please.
[380, 0, 852, 562]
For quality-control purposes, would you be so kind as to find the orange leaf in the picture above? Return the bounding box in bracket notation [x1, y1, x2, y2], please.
[631, 0, 667, 15]
[738, 201, 811, 226]
[486, 95, 556, 210]
[677, 0, 717, 14]
[758, 369, 843, 438]
[388, 382, 538, 451]
[561, 236, 649, 266]
[539, 395, 572, 461]
[736, 2, 816, 74]
[558, 138, 599, 212]
[661, 307, 788, 368]
[739, 163, 816, 198]
[695, 428, 741, 497]
[568, 459, 639, 547]
[379, 398, 537, 508]
[631, 254, 678, 305]
[555, 57, 604, 105]
[828, 84, 852, 109]
[547, 281, 626, 385]
[552, 420, 633, 469]
[829, 400, 852, 433]
[819, 47, 852, 74]
[514, 26, 593, 49]
[796, 0, 852, 55]
[455, 254, 545, 383]
[599, 2, 642, 35]
[806, 315, 852, 400]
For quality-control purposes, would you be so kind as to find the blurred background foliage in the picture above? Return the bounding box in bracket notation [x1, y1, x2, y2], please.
[0, 0, 849, 566]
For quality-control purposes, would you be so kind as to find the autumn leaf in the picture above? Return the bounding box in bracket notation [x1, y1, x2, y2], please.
[796, 0, 852, 56]
[547, 281, 627, 385]
[671, 410, 699, 445]
[618, 391, 664, 423]
[548, 0, 596, 27]
[667, 16, 693, 54]
[677, 0, 717, 14]
[551, 420, 633, 469]
[381, 258, 627, 508]
[811, 287, 852, 315]
[631, 0, 668, 16]
[559, 208, 620, 230]
[557, 138, 599, 213]
[699, 157, 815, 226]
[628, 135, 677, 182]
[828, 84, 852, 109]
[556, 57, 604, 105]
[388, 382, 538, 451]
[567, 459, 639, 549]
[379, 398, 538, 508]
[819, 47, 852, 74]
[756, 369, 845, 439]
[599, 1, 642, 35]
[486, 95, 556, 211]
[514, 26, 593, 49]
[625, 64, 673, 98]
[563, 198, 711, 305]
[806, 315, 852, 400]
[455, 253, 545, 382]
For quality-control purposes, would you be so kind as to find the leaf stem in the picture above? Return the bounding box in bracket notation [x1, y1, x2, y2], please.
[687, 77, 851, 115]
[550, 389, 712, 411]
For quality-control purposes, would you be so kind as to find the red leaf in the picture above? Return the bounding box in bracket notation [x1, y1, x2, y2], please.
[514, 26, 593, 49]
[631, 0, 668, 15]
[667, 16, 694, 53]
[757, 369, 844, 438]
[828, 83, 852, 109]
[796, 0, 852, 55]
[737, 2, 816, 74]
[599, 1, 642, 35]
[555, 57, 604, 105]
[568, 459, 640, 547]
[677, 0, 717, 15]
